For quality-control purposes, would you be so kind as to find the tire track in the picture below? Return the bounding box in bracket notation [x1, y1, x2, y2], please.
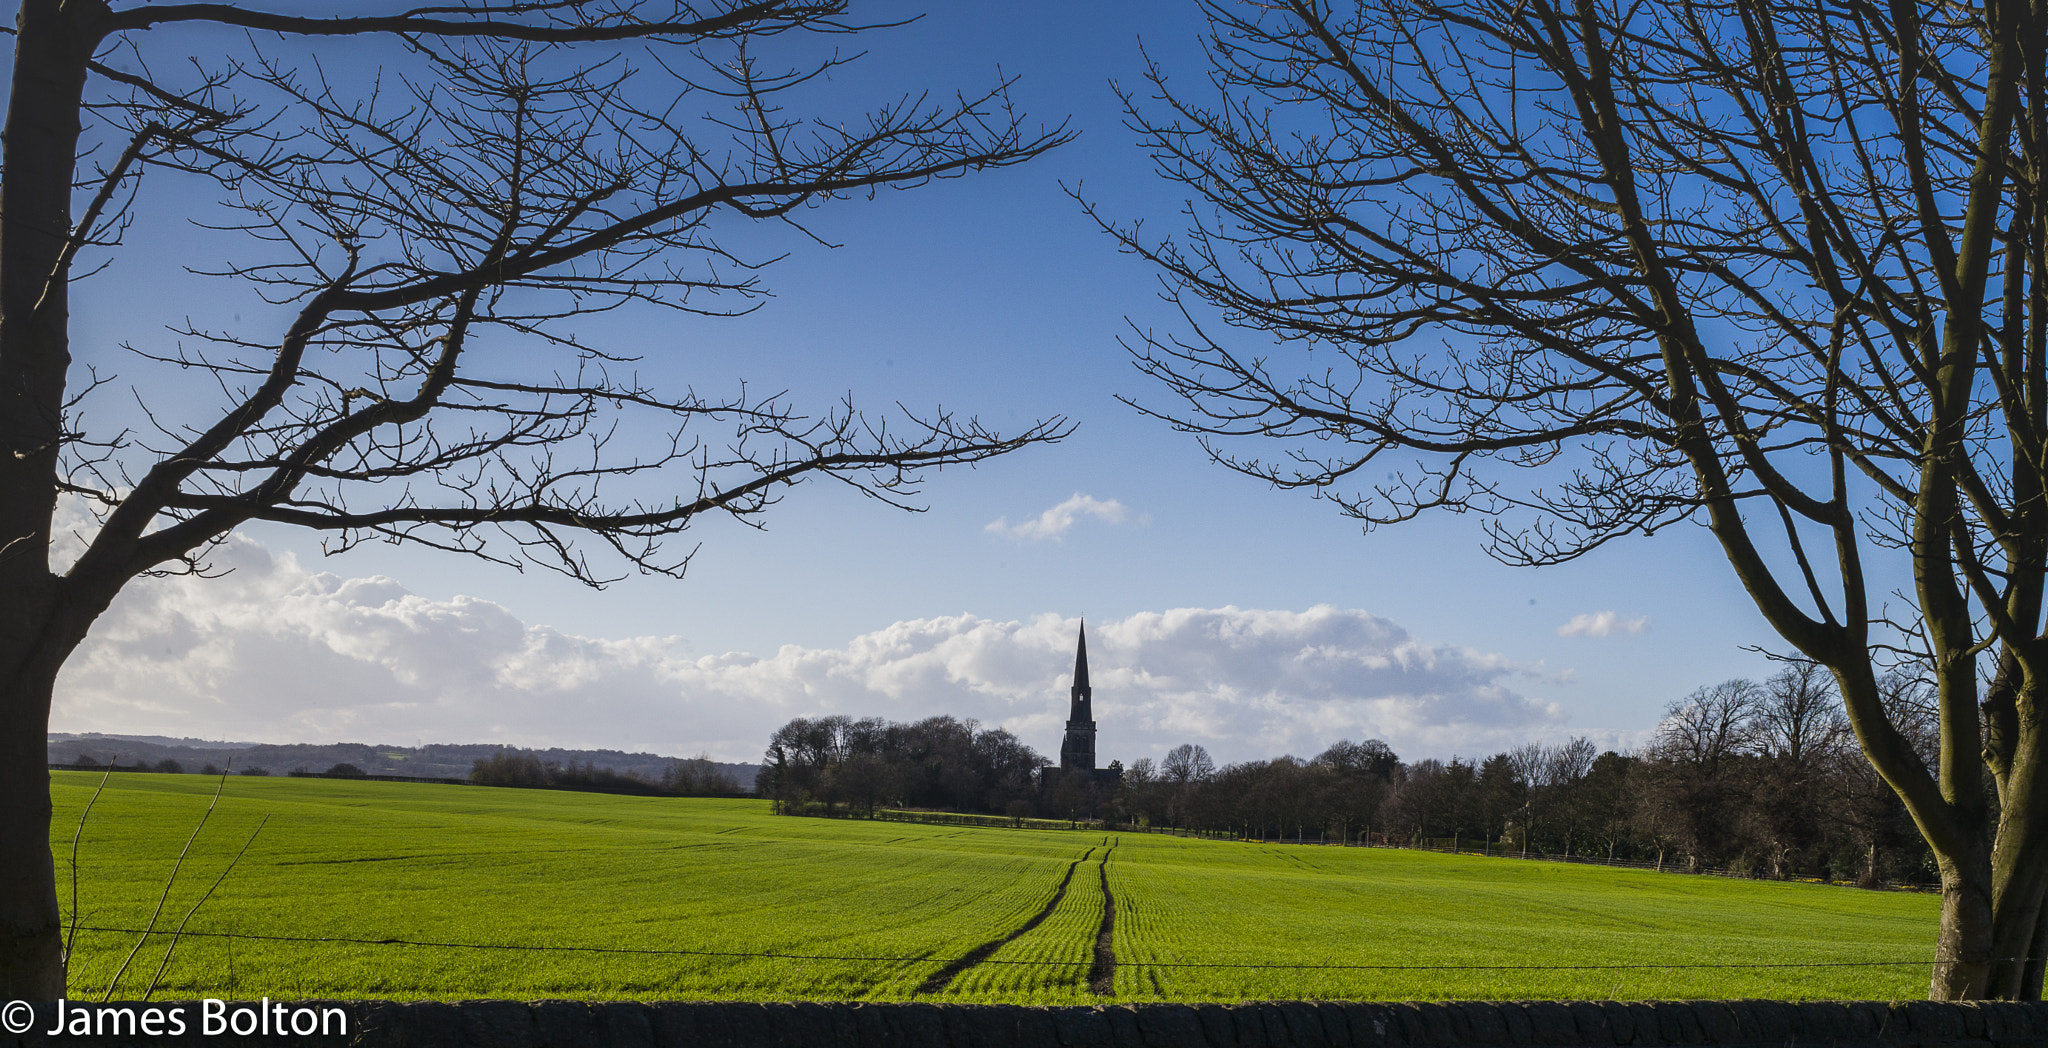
[1087, 840, 1117, 996]
[915, 845, 1097, 994]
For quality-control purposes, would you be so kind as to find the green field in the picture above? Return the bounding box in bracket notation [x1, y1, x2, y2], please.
[51, 772, 1941, 1002]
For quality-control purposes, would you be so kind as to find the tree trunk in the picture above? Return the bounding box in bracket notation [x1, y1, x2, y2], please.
[0, 660, 62, 999]
[1983, 740, 2048, 999]
[1, 0, 105, 996]
[1930, 848, 1996, 999]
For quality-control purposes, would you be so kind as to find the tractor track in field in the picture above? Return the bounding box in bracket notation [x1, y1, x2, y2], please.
[915, 845, 1098, 994]
[1087, 840, 1117, 996]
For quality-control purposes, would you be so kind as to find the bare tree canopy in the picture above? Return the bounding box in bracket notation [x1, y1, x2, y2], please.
[0, 0, 1071, 996]
[1101, 0, 2045, 999]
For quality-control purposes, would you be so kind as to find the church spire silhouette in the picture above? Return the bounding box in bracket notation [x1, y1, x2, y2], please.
[1059, 620, 1096, 771]
[1072, 620, 1090, 705]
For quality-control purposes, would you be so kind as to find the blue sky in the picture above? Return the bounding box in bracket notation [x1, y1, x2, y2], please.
[44, 1, 1788, 763]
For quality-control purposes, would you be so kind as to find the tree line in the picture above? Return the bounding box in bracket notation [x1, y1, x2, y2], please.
[469, 749, 743, 795]
[765, 663, 1934, 885]
[1121, 663, 1933, 885]
[758, 714, 1048, 817]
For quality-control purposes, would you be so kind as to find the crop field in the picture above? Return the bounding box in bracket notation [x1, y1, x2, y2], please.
[52, 771, 1940, 1003]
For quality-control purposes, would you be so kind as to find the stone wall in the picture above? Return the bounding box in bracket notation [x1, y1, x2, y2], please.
[7, 998, 2048, 1047]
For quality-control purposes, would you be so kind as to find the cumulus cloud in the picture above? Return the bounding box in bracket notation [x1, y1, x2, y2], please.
[1556, 611, 1650, 637]
[53, 534, 1569, 764]
[984, 492, 1131, 542]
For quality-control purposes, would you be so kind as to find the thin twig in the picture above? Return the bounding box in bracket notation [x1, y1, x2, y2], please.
[142, 815, 269, 1001]
[101, 761, 231, 1001]
[64, 759, 119, 975]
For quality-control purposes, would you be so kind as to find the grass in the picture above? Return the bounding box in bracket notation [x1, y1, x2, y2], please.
[51, 771, 1940, 1003]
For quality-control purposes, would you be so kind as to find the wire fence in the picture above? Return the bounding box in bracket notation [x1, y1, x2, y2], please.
[69, 926, 1948, 974]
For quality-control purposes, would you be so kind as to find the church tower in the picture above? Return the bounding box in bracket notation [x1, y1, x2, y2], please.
[1058, 622, 1096, 771]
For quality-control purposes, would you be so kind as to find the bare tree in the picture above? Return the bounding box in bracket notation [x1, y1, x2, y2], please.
[1547, 738, 1598, 783]
[1161, 741, 1216, 828]
[1161, 741, 1216, 784]
[1635, 682, 1760, 869]
[1753, 662, 1853, 767]
[1544, 737, 1597, 855]
[1746, 663, 1852, 877]
[0, 1, 1072, 996]
[1651, 682, 1761, 769]
[1504, 741, 1548, 855]
[1499, 737, 1594, 855]
[1829, 671, 1944, 886]
[1099, 0, 2044, 999]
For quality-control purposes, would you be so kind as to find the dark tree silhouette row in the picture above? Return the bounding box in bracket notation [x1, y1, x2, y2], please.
[764, 662, 1933, 885]
[1121, 664, 1933, 885]
[759, 714, 1051, 817]
[470, 748, 742, 795]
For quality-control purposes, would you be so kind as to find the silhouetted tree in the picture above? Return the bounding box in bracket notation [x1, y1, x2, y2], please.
[1380, 758, 1448, 842]
[1746, 663, 1854, 877]
[1103, 0, 2046, 1000]
[0, 0, 1070, 995]
[759, 714, 1049, 816]
[760, 715, 855, 810]
[1160, 742, 1216, 828]
[1312, 738, 1398, 841]
[1582, 752, 1636, 861]
[1476, 753, 1523, 850]
[1634, 682, 1761, 868]
[1545, 739, 1598, 856]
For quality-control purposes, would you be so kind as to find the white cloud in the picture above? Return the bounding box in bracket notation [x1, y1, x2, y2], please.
[1557, 611, 1650, 637]
[984, 492, 1131, 542]
[53, 533, 1571, 765]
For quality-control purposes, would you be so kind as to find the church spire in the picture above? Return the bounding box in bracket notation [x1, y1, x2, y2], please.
[1072, 619, 1090, 696]
[1059, 619, 1096, 771]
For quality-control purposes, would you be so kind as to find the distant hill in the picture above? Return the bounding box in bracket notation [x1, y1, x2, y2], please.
[47, 733, 759, 788]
